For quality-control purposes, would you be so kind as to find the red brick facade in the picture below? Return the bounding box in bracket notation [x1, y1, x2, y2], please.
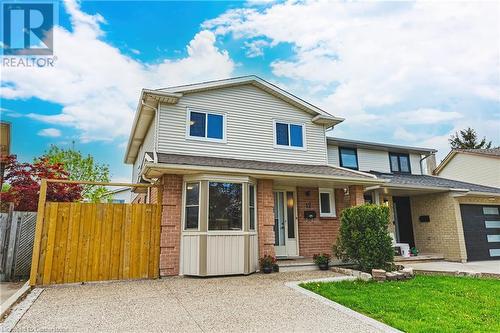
[348, 185, 365, 207]
[257, 179, 276, 258]
[297, 187, 345, 257]
[159, 174, 183, 276]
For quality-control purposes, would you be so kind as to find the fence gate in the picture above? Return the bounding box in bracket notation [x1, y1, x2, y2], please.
[30, 180, 161, 286]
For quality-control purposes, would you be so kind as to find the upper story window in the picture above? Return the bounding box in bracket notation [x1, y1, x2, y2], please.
[274, 121, 305, 149]
[339, 147, 358, 170]
[187, 108, 226, 142]
[389, 153, 411, 173]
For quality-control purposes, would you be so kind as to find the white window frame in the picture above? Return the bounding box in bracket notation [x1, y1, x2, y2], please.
[273, 120, 307, 151]
[186, 107, 227, 143]
[319, 188, 336, 218]
[249, 183, 257, 231]
[183, 181, 201, 231]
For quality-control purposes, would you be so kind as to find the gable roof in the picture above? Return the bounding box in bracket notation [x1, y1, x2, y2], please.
[327, 137, 436, 155]
[124, 76, 344, 164]
[371, 171, 500, 195]
[434, 148, 500, 174]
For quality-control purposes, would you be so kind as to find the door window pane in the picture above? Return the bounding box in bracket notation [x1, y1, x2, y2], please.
[485, 221, 500, 228]
[483, 207, 499, 215]
[189, 112, 206, 137]
[276, 122, 289, 146]
[207, 114, 223, 139]
[287, 191, 295, 238]
[185, 183, 199, 229]
[320, 192, 331, 214]
[209, 182, 242, 230]
[339, 148, 358, 169]
[249, 185, 255, 230]
[290, 125, 303, 147]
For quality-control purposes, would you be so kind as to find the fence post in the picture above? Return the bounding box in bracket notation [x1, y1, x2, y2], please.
[29, 179, 47, 286]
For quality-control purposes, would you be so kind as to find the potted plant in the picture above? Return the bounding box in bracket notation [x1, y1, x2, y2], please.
[410, 247, 419, 256]
[259, 255, 277, 274]
[313, 253, 331, 271]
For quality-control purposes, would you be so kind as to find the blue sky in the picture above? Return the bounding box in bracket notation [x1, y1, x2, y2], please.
[1, 0, 499, 181]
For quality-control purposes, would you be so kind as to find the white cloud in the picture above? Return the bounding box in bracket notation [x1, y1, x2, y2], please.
[244, 39, 269, 57]
[395, 108, 463, 125]
[38, 128, 62, 137]
[204, 0, 500, 154]
[1, 0, 235, 142]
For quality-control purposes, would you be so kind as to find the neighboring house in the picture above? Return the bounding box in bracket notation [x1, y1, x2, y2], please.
[327, 137, 500, 263]
[434, 148, 500, 188]
[125, 76, 500, 277]
[107, 187, 132, 203]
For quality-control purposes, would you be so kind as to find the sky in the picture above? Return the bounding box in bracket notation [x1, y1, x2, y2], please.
[1, 0, 499, 182]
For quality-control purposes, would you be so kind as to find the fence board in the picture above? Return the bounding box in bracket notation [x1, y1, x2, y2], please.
[33, 202, 160, 285]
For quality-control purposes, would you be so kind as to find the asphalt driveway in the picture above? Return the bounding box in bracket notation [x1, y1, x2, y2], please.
[12, 271, 384, 332]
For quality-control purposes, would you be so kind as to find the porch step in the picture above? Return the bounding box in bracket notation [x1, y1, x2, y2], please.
[395, 253, 445, 264]
[277, 258, 318, 272]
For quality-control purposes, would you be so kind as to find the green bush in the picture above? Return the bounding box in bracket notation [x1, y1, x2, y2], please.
[333, 204, 394, 272]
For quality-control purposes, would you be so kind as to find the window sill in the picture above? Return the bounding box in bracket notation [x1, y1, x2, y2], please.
[186, 136, 227, 144]
[273, 144, 307, 151]
[319, 213, 337, 218]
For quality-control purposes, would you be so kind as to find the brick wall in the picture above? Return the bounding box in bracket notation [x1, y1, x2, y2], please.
[348, 185, 365, 207]
[257, 179, 275, 257]
[297, 187, 345, 257]
[410, 192, 466, 262]
[159, 174, 183, 276]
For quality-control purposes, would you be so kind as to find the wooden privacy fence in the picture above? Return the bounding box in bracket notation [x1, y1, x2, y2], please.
[30, 180, 162, 286]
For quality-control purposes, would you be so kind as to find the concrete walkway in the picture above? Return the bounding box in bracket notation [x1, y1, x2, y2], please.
[0, 282, 26, 304]
[405, 260, 500, 275]
[11, 271, 385, 333]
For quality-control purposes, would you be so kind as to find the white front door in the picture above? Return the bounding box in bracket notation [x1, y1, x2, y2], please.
[273, 191, 298, 257]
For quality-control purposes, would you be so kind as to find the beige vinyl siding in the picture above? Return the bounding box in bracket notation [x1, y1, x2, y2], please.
[357, 148, 391, 173]
[206, 235, 245, 275]
[327, 145, 339, 165]
[181, 235, 200, 275]
[410, 154, 422, 174]
[437, 154, 500, 188]
[327, 144, 424, 175]
[157, 85, 328, 165]
[132, 120, 156, 182]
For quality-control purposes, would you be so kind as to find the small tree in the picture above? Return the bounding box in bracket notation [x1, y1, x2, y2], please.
[0, 155, 82, 211]
[40, 145, 110, 202]
[449, 127, 492, 149]
[333, 204, 394, 272]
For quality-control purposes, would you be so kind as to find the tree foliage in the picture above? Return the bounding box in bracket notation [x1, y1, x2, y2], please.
[333, 204, 394, 272]
[449, 127, 492, 149]
[40, 145, 110, 202]
[0, 155, 82, 211]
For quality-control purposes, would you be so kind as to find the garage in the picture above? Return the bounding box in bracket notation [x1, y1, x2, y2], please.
[460, 204, 500, 261]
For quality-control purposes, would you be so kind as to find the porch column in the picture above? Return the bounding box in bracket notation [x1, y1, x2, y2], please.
[159, 174, 183, 276]
[257, 179, 275, 258]
[348, 185, 365, 207]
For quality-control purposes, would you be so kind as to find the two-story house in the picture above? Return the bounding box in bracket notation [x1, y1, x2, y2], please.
[125, 76, 500, 277]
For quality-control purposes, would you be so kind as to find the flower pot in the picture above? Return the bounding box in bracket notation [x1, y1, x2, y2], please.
[318, 263, 329, 271]
[273, 264, 280, 272]
[262, 266, 273, 274]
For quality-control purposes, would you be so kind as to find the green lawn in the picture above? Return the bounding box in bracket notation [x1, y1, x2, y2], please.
[301, 275, 499, 333]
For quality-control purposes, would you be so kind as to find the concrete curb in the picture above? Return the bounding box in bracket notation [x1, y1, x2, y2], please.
[0, 287, 44, 332]
[286, 276, 402, 333]
[0, 282, 31, 318]
[413, 269, 500, 279]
